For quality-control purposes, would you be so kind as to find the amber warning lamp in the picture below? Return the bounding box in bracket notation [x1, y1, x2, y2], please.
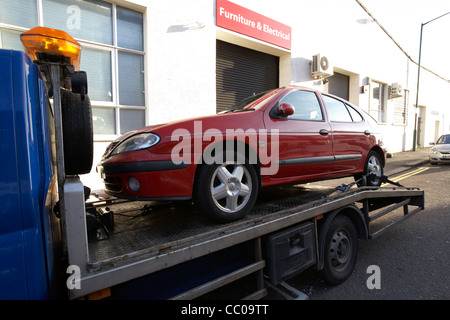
[20, 26, 81, 70]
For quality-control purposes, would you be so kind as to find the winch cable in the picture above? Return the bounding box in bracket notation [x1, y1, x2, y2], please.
[334, 173, 404, 194]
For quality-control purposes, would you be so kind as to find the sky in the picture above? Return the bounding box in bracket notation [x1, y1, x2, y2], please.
[232, 0, 450, 81]
[359, 0, 450, 81]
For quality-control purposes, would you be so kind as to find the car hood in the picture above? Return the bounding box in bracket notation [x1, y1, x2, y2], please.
[431, 144, 450, 152]
[138, 110, 264, 136]
[106, 110, 265, 156]
[107, 113, 224, 147]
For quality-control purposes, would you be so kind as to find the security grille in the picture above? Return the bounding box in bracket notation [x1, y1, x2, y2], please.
[216, 40, 279, 113]
[324, 72, 349, 100]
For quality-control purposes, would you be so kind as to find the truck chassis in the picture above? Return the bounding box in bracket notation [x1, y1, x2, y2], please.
[66, 179, 424, 299]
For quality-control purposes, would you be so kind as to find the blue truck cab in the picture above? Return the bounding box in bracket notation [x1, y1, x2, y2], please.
[0, 49, 60, 299]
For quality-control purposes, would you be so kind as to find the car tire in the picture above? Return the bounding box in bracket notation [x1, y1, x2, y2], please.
[194, 156, 259, 223]
[356, 151, 383, 187]
[61, 89, 93, 175]
[320, 214, 358, 285]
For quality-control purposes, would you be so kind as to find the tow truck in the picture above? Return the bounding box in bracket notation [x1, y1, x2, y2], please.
[0, 27, 424, 300]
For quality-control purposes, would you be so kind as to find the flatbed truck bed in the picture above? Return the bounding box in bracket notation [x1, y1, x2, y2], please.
[68, 181, 424, 299]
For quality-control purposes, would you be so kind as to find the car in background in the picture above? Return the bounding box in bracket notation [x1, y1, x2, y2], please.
[429, 134, 450, 164]
[97, 87, 386, 222]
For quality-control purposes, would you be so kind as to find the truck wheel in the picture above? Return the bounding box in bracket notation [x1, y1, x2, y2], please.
[321, 215, 358, 285]
[61, 89, 93, 175]
[356, 151, 383, 187]
[195, 158, 259, 223]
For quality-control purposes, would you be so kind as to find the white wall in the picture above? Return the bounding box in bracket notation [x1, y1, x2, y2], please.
[145, 0, 217, 125]
[414, 67, 450, 146]
[82, 0, 217, 191]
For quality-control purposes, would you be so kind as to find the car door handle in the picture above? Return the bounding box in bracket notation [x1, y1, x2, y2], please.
[364, 130, 371, 135]
[319, 129, 329, 135]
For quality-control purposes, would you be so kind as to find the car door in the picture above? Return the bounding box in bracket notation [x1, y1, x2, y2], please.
[263, 89, 333, 180]
[321, 94, 370, 173]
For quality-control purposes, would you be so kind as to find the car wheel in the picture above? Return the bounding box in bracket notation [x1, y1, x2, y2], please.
[195, 157, 259, 223]
[356, 151, 383, 187]
[320, 215, 358, 285]
[61, 89, 93, 175]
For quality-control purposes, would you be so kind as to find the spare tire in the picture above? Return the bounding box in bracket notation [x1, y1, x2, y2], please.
[60, 89, 93, 175]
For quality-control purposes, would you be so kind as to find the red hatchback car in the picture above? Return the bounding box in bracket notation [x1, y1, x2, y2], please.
[98, 87, 386, 222]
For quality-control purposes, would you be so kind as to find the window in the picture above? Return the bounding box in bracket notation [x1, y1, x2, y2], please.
[0, 0, 37, 50]
[277, 90, 323, 121]
[0, 0, 37, 29]
[371, 82, 387, 123]
[118, 51, 145, 107]
[43, 0, 113, 45]
[346, 104, 363, 122]
[81, 46, 112, 102]
[322, 95, 352, 122]
[0, 0, 145, 136]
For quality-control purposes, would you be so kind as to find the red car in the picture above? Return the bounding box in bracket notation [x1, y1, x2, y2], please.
[98, 87, 386, 222]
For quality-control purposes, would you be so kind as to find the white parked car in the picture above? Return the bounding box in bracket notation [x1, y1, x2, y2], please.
[429, 134, 450, 164]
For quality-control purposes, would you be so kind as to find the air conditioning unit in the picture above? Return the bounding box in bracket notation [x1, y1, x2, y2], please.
[311, 54, 334, 79]
[389, 83, 403, 99]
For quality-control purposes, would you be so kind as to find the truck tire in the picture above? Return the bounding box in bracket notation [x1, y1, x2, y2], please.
[320, 215, 358, 285]
[61, 89, 93, 175]
[194, 157, 259, 223]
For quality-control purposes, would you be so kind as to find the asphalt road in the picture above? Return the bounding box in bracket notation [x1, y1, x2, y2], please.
[266, 155, 450, 300]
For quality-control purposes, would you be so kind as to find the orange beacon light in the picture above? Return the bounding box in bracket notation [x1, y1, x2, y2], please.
[20, 26, 81, 70]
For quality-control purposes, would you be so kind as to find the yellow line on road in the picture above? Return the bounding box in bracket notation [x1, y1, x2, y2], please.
[384, 167, 429, 186]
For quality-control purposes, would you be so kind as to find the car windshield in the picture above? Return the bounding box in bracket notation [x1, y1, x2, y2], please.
[221, 89, 281, 113]
[436, 134, 450, 144]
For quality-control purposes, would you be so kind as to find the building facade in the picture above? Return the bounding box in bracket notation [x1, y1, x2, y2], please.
[1, 0, 449, 190]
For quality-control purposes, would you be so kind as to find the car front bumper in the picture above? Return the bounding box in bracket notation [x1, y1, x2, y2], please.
[429, 153, 450, 164]
[97, 159, 197, 200]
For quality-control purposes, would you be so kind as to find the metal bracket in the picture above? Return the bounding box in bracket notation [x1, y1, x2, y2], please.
[49, 63, 89, 278]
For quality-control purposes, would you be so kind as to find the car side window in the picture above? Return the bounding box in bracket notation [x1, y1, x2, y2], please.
[346, 104, 364, 122]
[322, 95, 352, 122]
[276, 90, 324, 121]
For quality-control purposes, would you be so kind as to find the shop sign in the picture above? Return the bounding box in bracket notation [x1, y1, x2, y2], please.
[216, 0, 291, 50]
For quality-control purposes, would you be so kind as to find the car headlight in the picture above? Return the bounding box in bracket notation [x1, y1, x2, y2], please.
[111, 133, 160, 155]
[430, 148, 438, 155]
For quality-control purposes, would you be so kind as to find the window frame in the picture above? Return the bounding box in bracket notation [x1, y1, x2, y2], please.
[370, 80, 388, 123]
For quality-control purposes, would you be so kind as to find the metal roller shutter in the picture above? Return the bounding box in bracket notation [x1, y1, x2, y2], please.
[216, 40, 279, 113]
[324, 72, 349, 100]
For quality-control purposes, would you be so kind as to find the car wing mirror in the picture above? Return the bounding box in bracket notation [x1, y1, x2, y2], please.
[277, 103, 295, 117]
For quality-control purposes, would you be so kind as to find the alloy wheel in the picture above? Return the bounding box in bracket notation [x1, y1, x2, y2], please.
[367, 154, 382, 185]
[210, 162, 253, 213]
